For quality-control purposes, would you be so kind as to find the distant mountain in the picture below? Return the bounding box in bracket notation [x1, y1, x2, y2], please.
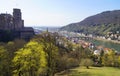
[60, 10, 120, 35]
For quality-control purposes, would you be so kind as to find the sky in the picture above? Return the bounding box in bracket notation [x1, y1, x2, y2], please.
[0, 0, 120, 27]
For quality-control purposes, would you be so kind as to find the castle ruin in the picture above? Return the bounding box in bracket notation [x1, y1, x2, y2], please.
[0, 8, 34, 41]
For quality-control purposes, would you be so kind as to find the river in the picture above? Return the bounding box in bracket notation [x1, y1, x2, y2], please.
[88, 38, 120, 51]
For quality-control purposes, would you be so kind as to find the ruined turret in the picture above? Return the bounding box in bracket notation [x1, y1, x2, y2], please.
[13, 8, 24, 29]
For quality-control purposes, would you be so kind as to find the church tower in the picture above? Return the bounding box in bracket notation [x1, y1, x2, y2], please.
[13, 8, 24, 29]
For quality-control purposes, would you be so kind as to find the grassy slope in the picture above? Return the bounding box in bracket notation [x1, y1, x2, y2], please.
[70, 67, 120, 76]
[56, 67, 120, 76]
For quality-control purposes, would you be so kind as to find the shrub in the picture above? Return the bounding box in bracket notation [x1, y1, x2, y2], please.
[80, 58, 93, 69]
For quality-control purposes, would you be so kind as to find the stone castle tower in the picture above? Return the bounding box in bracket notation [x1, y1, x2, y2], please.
[0, 8, 24, 30]
[13, 8, 24, 29]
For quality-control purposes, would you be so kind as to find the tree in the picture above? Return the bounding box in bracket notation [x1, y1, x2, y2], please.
[0, 39, 26, 76]
[33, 32, 59, 76]
[56, 54, 79, 72]
[102, 49, 117, 66]
[118, 56, 120, 67]
[80, 58, 93, 69]
[13, 41, 47, 76]
[5, 39, 26, 60]
[0, 46, 10, 76]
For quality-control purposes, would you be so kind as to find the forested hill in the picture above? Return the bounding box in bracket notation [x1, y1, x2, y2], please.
[60, 10, 120, 35]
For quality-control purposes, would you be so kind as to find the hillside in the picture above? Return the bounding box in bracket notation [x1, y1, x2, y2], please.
[60, 10, 120, 35]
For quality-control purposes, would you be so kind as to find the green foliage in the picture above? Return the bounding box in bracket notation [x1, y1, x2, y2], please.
[102, 49, 118, 67]
[0, 46, 9, 76]
[2, 31, 120, 76]
[33, 32, 59, 76]
[13, 41, 47, 76]
[0, 39, 26, 76]
[61, 23, 120, 35]
[56, 55, 79, 72]
[118, 56, 120, 66]
[80, 58, 93, 69]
